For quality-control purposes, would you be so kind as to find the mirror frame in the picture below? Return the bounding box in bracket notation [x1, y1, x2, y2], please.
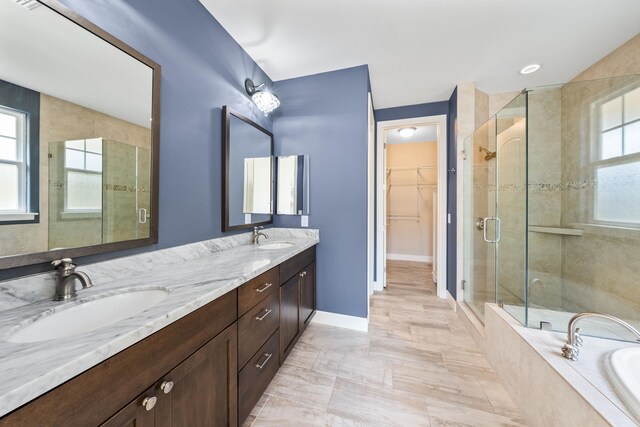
[0, 0, 161, 270]
[221, 106, 274, 232]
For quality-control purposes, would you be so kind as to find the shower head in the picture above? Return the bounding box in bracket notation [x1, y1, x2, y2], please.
[479, 146, 497, 161]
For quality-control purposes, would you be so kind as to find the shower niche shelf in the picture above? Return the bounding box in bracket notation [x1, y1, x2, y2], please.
[528, 225, 583, 236]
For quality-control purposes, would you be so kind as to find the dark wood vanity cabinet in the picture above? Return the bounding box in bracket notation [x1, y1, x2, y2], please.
[279, 274, 300, 361]
[0, 246, 316, 427]
[101, 324, 237, 427]
[279, 247, 317, 364]
[300, 261, 316, 329]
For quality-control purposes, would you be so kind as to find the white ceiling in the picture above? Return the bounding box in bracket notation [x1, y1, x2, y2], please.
[199, 0, 640, 109]
[0, 1, 152, 128]
[386, 125, 437, 145]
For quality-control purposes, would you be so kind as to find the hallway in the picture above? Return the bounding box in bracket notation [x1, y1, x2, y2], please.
[244, 261, 526, 426]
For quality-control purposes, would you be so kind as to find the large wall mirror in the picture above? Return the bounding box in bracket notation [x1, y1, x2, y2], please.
[0, 0, 160, 269]
[222, 106, 273, 232]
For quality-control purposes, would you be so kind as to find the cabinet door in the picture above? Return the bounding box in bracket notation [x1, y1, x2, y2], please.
[299, 262, 316, 328]
[279, 274, 300, 362]
[155, 323, 238, 427]
[100, 388, 156, 427]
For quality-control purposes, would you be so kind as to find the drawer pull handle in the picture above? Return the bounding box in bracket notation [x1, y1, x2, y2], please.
[160, 381, 174, 394]
[255, 352, 273, 370]
[256, 282, 273, 293]
[142, 396, 157, 411]
[255, 308, 273, 321]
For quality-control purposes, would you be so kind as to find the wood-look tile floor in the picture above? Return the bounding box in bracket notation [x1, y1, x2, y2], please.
[243, 260, 527, 427]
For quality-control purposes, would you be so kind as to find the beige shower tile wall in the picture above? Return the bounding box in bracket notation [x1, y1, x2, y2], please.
[386, 142, 437, 260]
[0, 93, 151, 257]
[558, 33, 640, 320]
[526, 87, 564, 310]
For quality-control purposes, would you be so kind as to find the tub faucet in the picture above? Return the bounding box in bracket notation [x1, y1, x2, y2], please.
[52, 258, 93, 301]
[251, 226, 268, 245]
[561, 312, 640, 361]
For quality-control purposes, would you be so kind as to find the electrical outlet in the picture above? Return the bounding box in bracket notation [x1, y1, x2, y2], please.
[301, 215, 309, 227]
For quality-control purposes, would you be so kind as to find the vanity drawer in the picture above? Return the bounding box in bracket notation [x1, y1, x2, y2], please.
[280, 246, 316, 284]
[238, 330, 279, 424]
[238, 267, 279, 316]
[238, 290, 280, 368]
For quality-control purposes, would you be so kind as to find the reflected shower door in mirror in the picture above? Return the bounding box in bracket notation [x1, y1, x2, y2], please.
[0, 0, 160, 268]
[222, 106, 274, 231]
[277, 155, 310, 215]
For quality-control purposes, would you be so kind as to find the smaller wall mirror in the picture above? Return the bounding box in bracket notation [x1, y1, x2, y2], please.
[222, 107, 273, 231]
[277, 155, 310, 215]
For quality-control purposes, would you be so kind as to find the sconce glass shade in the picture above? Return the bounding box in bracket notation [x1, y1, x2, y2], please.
[245, 78, 280, 116]
[252, 91, 280, 116]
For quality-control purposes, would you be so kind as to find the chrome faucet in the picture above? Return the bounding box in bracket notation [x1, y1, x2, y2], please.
[52, 258, 93, 301]
[561, 312, 640, 361]
[251, 226, 268, 245]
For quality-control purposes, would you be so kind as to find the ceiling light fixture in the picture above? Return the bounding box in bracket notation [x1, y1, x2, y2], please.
[245, 78, 280, 116]
[397, 127, 417, 138]
[519, 64, 541, 75]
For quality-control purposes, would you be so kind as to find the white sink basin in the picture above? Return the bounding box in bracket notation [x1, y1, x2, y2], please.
[9, 289, 169, 343]
[258, 242, 294, 250]
[605, 347, 640, 422]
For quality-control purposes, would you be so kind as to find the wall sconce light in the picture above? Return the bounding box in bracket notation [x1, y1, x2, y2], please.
[245, 78, 280, 116]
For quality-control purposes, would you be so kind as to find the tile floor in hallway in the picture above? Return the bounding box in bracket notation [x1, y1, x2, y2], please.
[243, 260, 527, 426]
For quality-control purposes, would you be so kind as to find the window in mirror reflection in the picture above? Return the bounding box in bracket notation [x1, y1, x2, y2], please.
[64, 139, 103, 213]
[0, 107, 27, 213]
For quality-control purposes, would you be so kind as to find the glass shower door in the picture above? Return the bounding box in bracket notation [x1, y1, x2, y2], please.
[495, 93, 528, 325]
[462, 118, 498, 321]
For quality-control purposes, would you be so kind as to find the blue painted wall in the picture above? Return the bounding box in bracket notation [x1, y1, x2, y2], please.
[447, 88, 458, 299]
[1, 0, 275, 281]
[374, 101, 449, 123]
[273, 66, 370, 319]
[60, 0, 273, 244]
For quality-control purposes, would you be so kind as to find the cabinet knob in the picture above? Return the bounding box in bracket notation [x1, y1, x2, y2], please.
[299, 271, 307, 277]
[142, 396, 157, 411]
[160, 380, 174, 394]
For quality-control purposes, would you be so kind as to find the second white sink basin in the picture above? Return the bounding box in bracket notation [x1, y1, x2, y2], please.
[258, 242, 294, 250]
[605, 347, 640, 422]
[9, 289, 169, 343]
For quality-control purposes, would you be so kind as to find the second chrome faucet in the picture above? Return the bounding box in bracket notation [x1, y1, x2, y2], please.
[52, 258, 93, 301]
[251, 226, 268, 245]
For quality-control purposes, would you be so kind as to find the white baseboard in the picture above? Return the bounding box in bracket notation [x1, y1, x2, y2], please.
[310, 310, 369, 332]
[386, 254, 433, 263]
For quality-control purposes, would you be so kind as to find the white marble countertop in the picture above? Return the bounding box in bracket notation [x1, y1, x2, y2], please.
[0, 228, 319, 417]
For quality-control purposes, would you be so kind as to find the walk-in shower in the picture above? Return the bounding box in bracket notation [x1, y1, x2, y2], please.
[462, 74, 640, 343]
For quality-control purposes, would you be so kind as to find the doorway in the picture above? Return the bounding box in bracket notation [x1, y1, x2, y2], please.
[374, 115, 447, 299]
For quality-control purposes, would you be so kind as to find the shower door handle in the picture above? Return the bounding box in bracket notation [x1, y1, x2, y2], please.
[482, 217, 501, 243]
[138, 208, 148, 224]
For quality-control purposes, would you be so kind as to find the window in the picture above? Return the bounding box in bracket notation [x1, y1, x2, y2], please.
[0, 106, 27, 213]
[64, 138, 103, 213]
[594, 86, 640, 225]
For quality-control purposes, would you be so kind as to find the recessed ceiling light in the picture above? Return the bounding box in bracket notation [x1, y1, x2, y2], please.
[397, 127, 416, 138]
[519, 64, 541, 75]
